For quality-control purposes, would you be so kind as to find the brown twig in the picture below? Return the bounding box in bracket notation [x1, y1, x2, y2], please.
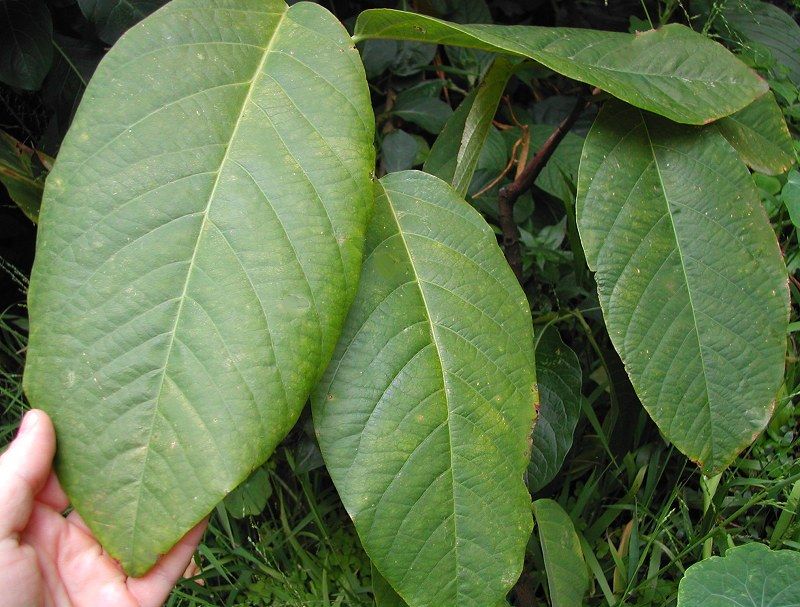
[497, 94, 588, 282]
[432, 53, 451, 106]
[472, 128, 528, 200]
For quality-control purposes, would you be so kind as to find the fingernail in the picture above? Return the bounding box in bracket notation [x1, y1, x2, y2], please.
[17, 410, 39, 437]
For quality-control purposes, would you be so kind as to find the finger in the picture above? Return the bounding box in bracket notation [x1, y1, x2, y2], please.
[66, 509, 94, 536]
[37, 471, 69, 512]
[0, 410, 56, 537]
[127, 518, 207, 607]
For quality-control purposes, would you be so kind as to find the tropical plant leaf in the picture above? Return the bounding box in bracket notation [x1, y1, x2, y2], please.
[23, 0, 375, 576]
[716, 92, 795, 175]
[533, 498, 589, 607]
[353, 10, 767, 124]
[0, 0, 53, 90]
[0, 131, 48, 222]
[677, 543, 800, 606]
[576, 101, 788, 474]
[528, 327, 582, 493]
[424, 57, 516, 192]
[713, 0, 800, 87]
[312, 170, 536, 607]
[78, 0, 169, 43]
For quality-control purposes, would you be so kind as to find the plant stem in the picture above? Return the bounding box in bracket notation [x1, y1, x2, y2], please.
[497, 93, 588, 281]
[700, 473, 722, 559]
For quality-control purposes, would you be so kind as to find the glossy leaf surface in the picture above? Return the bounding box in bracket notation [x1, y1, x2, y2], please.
[677, 543, 800, 606]
[528, 327, 581, 493]
[716, 92, 795, 175]
[354, 10, 766, 124]
[313, 171, 536, 607]
[24, 0, 374, 575]
[533, 498, 588, 607]
[577, 101, 788, 474]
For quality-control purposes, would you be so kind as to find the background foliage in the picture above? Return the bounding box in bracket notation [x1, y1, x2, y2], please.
[1, 0, 799, 605]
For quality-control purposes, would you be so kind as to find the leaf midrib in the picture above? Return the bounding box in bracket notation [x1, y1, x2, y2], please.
[641, 114, 716, 467]
[379, 182, 462, 604]
[358, 14, 749, 87]
[128, 6, 289, 559]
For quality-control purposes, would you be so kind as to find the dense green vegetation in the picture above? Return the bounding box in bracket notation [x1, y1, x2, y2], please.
[1, 0, 799, 605]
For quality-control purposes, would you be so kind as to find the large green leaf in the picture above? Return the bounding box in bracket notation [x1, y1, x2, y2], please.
[576, 101, 788, 474]
[0, 0, 53, 90]
[24, 0, 374, 576]
[312, 171, 536, 607]
[78, 0, 169, 43]
[528, 327, 582, 493]
[716, 92, 795, 176]
[354, 10, 766, 125]
[533, 499, 589, 607]
[677, 543, 800, 606]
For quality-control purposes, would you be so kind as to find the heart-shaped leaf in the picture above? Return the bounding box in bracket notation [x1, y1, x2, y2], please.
[354, 10, 767, 125]
[24, 0, 374, 575]
[577, 101, 788, 474]
[313, 170, 536, 607]
[678, 543, 800, 606]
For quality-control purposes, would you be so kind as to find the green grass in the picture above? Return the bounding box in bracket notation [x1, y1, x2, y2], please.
[167, 449, 374, 607]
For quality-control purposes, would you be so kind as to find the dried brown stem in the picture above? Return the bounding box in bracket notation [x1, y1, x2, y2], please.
[497, 94, 588, 282]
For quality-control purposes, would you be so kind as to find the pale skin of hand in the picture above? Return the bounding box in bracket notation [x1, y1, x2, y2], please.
[0, 410, 207, 607]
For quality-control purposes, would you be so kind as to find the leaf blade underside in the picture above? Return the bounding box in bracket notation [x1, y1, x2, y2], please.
[24, 0, 374, 575]
[313, 171, 536, 607]
[354, 10, 767, 125]
[576, 101, 788, 474]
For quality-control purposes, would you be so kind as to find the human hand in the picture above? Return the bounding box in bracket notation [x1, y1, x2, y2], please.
[0, 410, 206, 606]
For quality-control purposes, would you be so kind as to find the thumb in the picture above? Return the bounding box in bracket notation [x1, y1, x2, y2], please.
[0, 410, 57, 538]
